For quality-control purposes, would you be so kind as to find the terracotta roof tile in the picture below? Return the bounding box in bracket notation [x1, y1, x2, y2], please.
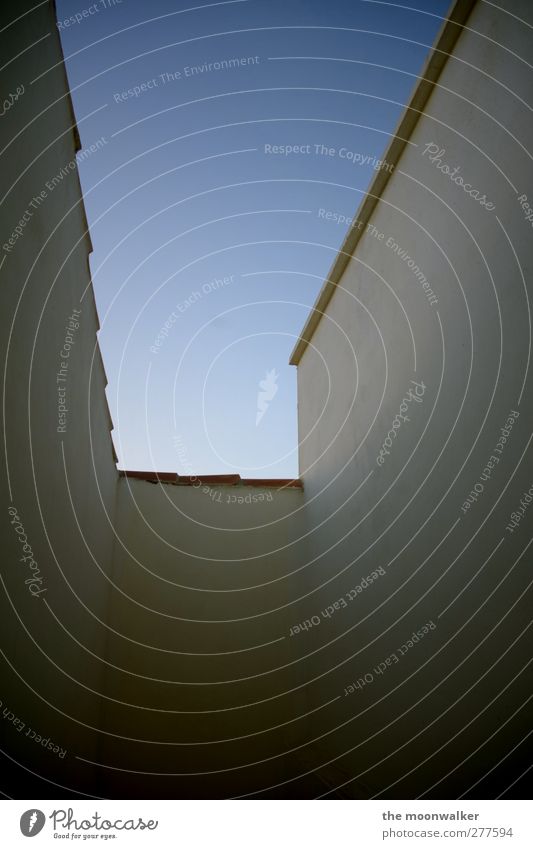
[118, 470, 303, 489]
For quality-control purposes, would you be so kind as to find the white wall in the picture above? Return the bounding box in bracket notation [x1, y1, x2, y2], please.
[0, 0, 117, 796]
[295, 0, 533, 797]
[102, 477, 310, 797]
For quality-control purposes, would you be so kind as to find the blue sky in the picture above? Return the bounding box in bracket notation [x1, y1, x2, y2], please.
[57, 0, 449, 477]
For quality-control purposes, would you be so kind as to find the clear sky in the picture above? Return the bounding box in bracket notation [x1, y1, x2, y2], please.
[57, 0, 449, 478]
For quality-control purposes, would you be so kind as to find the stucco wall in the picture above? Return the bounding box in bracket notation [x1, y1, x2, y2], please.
[295, 0, 533, 797]
[0, 0, 117, 797]
[101, 476, 310, 797]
